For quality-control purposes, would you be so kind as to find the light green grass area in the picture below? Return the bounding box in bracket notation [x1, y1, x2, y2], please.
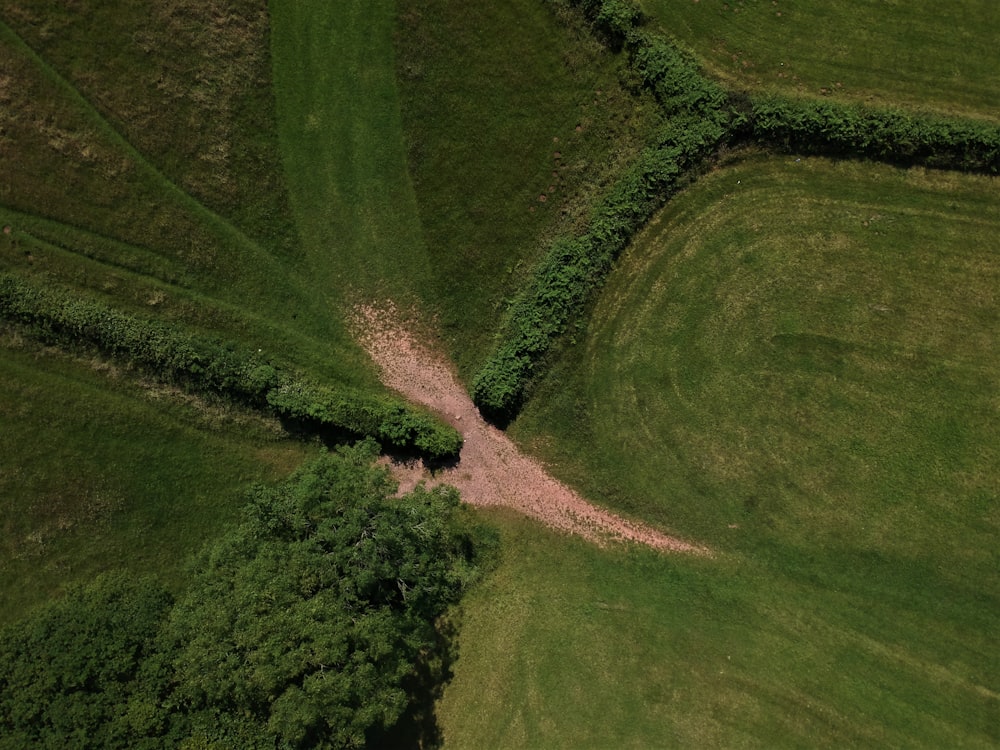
[439, 512, 997, 748]
[641, 0, 1000, 121]
[0, 338, 310, 623]
[396, 0, 661, 375]
[483, 154, 999, 744]
[516, 155, 999, 557]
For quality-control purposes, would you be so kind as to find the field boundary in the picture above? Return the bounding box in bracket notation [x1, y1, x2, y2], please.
[470, 0, 1000, 422]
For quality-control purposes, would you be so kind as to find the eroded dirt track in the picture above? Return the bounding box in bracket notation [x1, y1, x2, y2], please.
[355, 306, 707, 554]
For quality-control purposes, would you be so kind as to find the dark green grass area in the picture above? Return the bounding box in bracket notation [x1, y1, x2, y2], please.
[0, 5, 385, 395]
[0, 338, 311, 624]
[396, 0, 662, 375]
[1, 0, 296, 255]
[439, 512, 998, 748]
[642, 0, 1000, 121]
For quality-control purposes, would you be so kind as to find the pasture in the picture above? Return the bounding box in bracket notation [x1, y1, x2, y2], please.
[0, 0, 996, 745]
[642, 0, 1000, 121]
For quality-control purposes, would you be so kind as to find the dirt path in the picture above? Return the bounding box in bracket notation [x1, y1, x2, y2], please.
[354, 305, 707, 554]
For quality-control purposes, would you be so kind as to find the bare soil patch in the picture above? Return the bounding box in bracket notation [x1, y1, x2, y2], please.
[354, 305, 707, 554]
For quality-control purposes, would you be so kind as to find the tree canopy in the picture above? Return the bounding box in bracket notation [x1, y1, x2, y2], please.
[0, 442, 493, 748]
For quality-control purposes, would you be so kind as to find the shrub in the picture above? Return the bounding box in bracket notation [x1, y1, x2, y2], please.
[0, 274, 462, 459]
[750, 95, 1000, 173]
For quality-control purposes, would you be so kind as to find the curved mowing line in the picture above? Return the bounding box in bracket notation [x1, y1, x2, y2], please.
[0, 19, 277, 273]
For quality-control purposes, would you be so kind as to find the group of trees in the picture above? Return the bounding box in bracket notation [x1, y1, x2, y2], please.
[0, 442, 494, 748]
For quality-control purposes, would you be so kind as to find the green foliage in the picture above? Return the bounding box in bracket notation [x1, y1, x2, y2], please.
[0, 444, 494, 748]
[0, 574, 174, 749]
[0, 274, 462, 459]
[625, 30, 732, 125]
[0, 273, 278, 403]
[471, 1, 741, 421]
[472, 115, 730, 421]
[163, 441, 489, 747]
[266, 382, 463, 459]
[571, 0, 643, 45]
[750, 95, 1000, 172]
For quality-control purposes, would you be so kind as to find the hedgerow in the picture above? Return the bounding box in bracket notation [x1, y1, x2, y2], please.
[0, 274, 462, 459]
[749, 95, 1000, 173]
[472, 3, 735, 421]
[474, 0, 1000, 424]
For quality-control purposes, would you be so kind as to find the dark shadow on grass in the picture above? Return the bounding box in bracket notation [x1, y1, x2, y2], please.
[365, 617, 460, 750]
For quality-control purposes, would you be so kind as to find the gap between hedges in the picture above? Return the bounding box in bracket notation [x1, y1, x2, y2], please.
[471, 0, 1000, 423]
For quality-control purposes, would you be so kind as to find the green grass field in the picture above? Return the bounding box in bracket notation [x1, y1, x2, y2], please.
[515, 155, 999, 555]
[439, 513, 997, 748]
[271, 0, 434, 306]
[642, 0, 1000, 121]
[0, 0, 997, 745]
[492, 154, 999, 745]
[0, 336, 310, 622]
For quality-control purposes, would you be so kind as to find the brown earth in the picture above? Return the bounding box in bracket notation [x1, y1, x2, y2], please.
[354, 305, 708, 554]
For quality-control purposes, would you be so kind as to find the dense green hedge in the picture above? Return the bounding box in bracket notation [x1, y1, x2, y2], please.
[0, 274, 462, 459]
[266, 382, 463, 459]
[472, 3, 734, 421]
[0, 273, 280, 403]
[474, 0, 999, 424]
[749, 95, 1000, 173]
[472, 115, 730, 421]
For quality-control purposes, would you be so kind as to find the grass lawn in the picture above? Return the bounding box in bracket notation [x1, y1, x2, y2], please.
[0, 338, 311, 624]
[641, 0, 1000, 121]
[516, 154, 999, 556]
[396, 0, 662, 376]
[482, 153, 999, 745]
[440, 511, 997, 748]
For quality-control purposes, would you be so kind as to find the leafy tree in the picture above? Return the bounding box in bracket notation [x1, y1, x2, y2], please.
[0, 442, 493, 748]
[162, 441, 490, 748]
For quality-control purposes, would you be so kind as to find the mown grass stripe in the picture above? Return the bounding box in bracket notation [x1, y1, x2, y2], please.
[270, 0, 432, 302]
